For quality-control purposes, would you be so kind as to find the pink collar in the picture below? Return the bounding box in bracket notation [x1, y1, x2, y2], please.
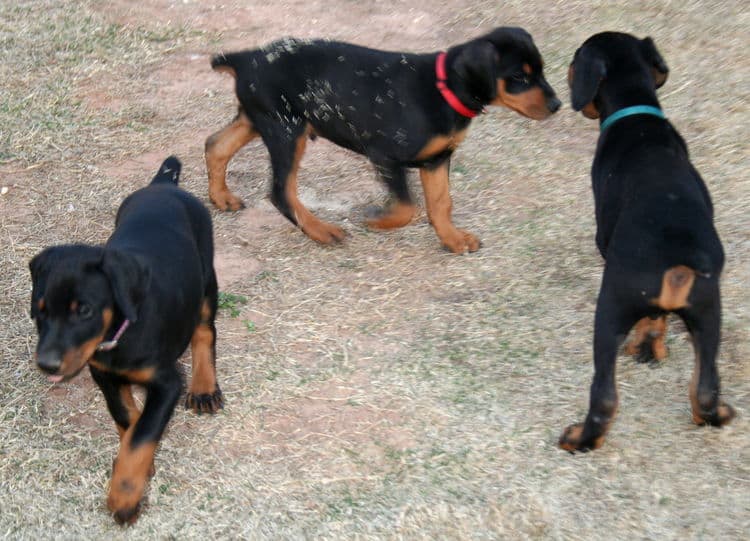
[435, 52, 483, 118]
[96, 319, 130, 352]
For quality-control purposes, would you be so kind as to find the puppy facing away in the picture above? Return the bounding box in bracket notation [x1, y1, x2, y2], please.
[559, 32, 735, 452]
[206, 28, 561, 253]
[29, 157, 223, 523]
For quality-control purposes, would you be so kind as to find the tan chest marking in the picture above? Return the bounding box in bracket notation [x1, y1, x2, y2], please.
[415, 129, 468, 161]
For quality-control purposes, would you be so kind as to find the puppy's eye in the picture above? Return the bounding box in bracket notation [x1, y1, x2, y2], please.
[512, 73, 531, 85]
[77, 303, 93, 320]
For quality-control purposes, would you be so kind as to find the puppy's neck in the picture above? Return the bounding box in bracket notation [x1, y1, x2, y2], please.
[596, 80, 661, 122]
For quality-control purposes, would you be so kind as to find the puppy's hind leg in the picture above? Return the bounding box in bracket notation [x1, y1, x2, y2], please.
[625, 315, 668, 363]
[560, 273, 637, 452]
[266, 124, 346, 244]
[680, 280, 735, 427]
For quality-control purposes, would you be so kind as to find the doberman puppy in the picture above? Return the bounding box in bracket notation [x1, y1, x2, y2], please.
[206, 28, 560, 253]
[559, 32, 735, 452]
[29, 157, 223, 523]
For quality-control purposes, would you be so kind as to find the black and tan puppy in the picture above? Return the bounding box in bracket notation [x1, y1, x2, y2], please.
[206, 28, 560, 253]
[559, 32, 735, 452]
[29, 157, 223, 523]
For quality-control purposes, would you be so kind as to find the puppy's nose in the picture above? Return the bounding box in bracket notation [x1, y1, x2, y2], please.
[36, 350, 61, 374]
[548, 97, 562, 113]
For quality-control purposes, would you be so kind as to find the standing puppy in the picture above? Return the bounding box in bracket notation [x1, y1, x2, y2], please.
[30, 157, 223, 523]
[559, 32, 735, 452]
[206, 27, 560, 253]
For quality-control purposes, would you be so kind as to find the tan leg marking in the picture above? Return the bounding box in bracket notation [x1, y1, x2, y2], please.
[285, 130, 346, 244]
[689, 349, 735, 427]
[114, 386, 155, 478]
[558, 423, 606, 452]
[185, 300, 222, 414]
[205, 111, 258, 211]
[116, 385, 139, 440]
[108, 426, 157, 525]
[625, 315, 668, 361]
[366, 201, 417, 230]
[559, 392, 618, 453]
[419, 163, 479, 254]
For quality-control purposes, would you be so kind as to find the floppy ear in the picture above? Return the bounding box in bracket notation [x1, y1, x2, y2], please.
[100, 249, 150, 323]
[29, 248, 52, 283]
[452, 40, 499, 103]
[29, 248, 56, 318]
[640, 37, 669, 88]
[569, 47, 607, 117]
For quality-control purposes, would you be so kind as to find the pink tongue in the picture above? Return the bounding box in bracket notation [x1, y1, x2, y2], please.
[47, 374, 64, 383]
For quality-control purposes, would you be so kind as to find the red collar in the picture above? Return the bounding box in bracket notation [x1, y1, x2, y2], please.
[435, 52, 482, 118]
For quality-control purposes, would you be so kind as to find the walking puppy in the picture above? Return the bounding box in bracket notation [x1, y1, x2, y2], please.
[206, 28, 560, 253]
[29, 157, 223, 523]
[559, 32, 735, 452]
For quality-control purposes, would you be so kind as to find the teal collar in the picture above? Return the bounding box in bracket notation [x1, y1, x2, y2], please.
[600, 105, 665, 132]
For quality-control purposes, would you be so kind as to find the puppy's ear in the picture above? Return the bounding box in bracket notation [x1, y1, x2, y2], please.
[640, 37, 669, 88]
[569, 46, 606, 117]
[452, 40, 499, 103]
[29, 248, 56, 318]
[29, 248, 52, 283]
[101, 249, 150, 323]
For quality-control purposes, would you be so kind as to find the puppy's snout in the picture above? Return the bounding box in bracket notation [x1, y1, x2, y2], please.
[36, 350, 61, 374]
[547, 96, 562, 113]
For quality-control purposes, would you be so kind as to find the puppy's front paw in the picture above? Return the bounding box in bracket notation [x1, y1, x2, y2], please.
[185, 386, 224, 414]
[441, 229, 481, 254]
[107, 474, 147, 526]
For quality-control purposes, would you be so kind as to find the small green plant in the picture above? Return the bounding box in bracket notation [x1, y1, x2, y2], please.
[452, 163, 469, 175]
[244, 320, 256, 333]
[217, 292, 247, 318]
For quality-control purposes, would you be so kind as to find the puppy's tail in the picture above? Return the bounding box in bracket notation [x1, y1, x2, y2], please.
[211, 52, 241, 79]
[151, 156, 181, 185]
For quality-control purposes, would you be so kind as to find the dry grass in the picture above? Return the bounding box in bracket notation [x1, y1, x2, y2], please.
[1, 0, 749, 539]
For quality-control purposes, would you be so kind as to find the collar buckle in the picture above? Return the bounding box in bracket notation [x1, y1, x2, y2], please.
[96, 319, 130, 352]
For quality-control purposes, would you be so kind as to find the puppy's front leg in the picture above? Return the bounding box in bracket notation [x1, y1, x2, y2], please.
[107, 369, 181, 525]
[419, 160, 480, 254]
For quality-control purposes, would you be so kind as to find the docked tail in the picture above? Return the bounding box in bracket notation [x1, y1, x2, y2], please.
[210, 52, 242, 78]
[151, 156, 181, 185]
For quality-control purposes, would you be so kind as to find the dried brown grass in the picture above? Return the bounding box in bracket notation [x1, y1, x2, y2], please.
[1, 0, 748, 539]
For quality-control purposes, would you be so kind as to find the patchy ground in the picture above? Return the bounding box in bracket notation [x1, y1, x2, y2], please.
[1, 0, 748, 538]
